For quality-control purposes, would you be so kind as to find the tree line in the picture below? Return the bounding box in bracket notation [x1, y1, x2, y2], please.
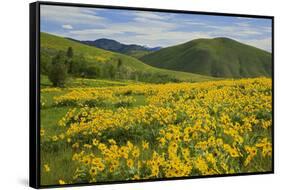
[41, 47, 180, 87]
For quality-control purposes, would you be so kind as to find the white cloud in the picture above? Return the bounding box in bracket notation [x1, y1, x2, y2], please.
[133, 11, 172, 21]
[68, 23, 212, 47]
[205, 24, 263, 37]
[235, 22, 250, 27]
[41, 5, 272, 51]
[62, 24, 73, 30]
[66, 19, 271, 50]
[244, 38, 272, 52]
[237, 17, 255, 20]
[68, 16, 270, 49]
[41, 5, 106, 25]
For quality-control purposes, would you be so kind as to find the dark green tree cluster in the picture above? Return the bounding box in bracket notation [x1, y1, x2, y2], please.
[47, 47, 75, 87]
[48, 51, 68, 87]
[42, 47, 180, 86]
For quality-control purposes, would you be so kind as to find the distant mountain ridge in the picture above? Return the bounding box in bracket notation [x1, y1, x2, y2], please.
[67, 38, 161, 58]
[140, 37, 272, 78]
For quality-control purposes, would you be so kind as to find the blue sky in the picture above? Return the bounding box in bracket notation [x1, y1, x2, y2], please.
[41, 5, 272, 52]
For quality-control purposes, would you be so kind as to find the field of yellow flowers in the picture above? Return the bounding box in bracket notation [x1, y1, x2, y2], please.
[40, 77, 272, 185]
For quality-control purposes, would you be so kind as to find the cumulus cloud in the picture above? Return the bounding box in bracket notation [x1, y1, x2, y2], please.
[62, 24, 73, 30]
[41, 5, 272, 51]
[244, 38, 272, 52]
[41, 5, 106, 25]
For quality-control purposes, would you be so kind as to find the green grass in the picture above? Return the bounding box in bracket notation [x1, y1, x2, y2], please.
[40, 78, 272, 184]
[132, 95, 146, 107]
[41, 146, 77, 185]
[140, 37, 272, 78]
[40, 75, 53, 87]
[41, 91, 74, 184]
[41, 107, 69, 137]
[127, 50, 152, 59]
[41, 32, 217, 82]
[40, 75, 142, 88]
[40, 78, 150, 185]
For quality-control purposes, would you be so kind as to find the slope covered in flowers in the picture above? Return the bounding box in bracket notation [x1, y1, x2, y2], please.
[40, 77, 272, 185]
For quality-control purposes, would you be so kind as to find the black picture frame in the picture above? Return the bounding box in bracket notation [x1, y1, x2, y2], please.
[30, 1, 274, 189]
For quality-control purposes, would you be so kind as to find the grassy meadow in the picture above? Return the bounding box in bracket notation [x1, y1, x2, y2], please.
[40, 76, 272, 185]
[39, 29, 272, 186]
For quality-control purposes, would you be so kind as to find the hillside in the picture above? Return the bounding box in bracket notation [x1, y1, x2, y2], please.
[140, 37, 272, 78]
[77, 38, 160, 59]
[41, 32, 216, 83]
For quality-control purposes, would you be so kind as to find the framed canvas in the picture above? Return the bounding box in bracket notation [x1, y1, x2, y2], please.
[30, 1, 274, 188]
